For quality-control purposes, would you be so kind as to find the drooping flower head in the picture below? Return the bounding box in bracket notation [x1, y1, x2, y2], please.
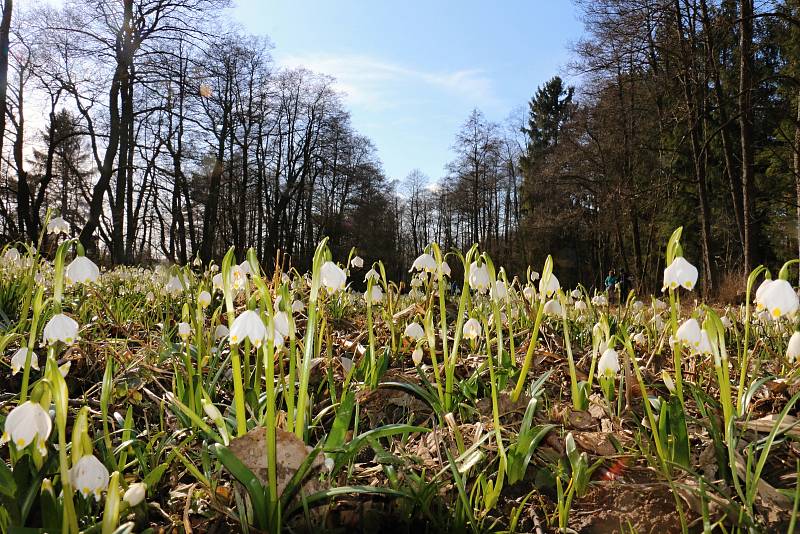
[662, 256, 698, 292]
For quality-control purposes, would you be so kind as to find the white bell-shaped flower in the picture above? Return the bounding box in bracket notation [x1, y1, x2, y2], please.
[291, 299, 305, 313]
[462, 318, 482, 340]
[177, 322, 191, 340]
[530, 271, 540, 282]
[662, 256, 698, 291]
[47, 216, 70, 235]
[70, 454, 110, 500]
[410, 253, 437, 273]
[404, 322, 425, 340]
[490, 280, 507, 300]
[229, 310, 267, 347]
[591, 294, 608, 306]
[758, 279, 798, 319]
[350, 256, 364, 269]
[198, 290, 211, 308]
[468, 262, 491, 293]
[0, 401, 51, 454]
[543, 298, 562, 316]
[212, 273, 224, 292]
[10, 347, 38, 375]
[538, 272, 560, 298]
[365, 285, 384, 304]
[214, 324, 229, 340]
[522, 286, 536, 301]
[412, 347, 424, 365]
[787, 332, 800, 363]
[675, 318, 702, 350]
[320, 262, 347, 292]
[754, 279, 774, 310]
[440, 261, 452, 277]
[65, 256, 100, 285]
[632, 300, 645, 312]
[598, 348, 620, 376]
[273, 311, 290, 340]
[43, 313, 79, 345]
[574, 300, 587, 312]
[123, 482, 147, 507]
[364, 268, 380, 283]
[570, 289, 582, 299]
[633, 332, 646, 346]
[165, 275, 186, 295]
[720, 316, 733, 329]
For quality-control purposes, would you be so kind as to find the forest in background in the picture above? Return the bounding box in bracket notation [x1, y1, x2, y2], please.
[0, 0, 799, 295]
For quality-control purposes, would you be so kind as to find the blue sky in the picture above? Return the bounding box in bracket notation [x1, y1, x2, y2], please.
[230, 1, 584, 184]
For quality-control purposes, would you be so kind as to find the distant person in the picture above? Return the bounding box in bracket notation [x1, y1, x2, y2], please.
[604, 269, 617, 293]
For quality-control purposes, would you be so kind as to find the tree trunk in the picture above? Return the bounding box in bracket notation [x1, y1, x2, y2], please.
[0, 0, 12, 160]
[739, 0, 755, 273]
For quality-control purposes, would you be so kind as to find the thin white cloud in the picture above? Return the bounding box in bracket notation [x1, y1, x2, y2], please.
[276, 53, 500, 111]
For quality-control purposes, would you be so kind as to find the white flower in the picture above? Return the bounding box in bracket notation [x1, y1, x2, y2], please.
[574, 300, 587, 312]
[65, 256, 99, 285]
[238, 261, 253, 277]
[662, 256, 698, 291]
[490, 280, 507, 300]
[320, 262, 347, 292]
[598, 348, 620, 376]
[47, 216, 70, 235]
[70, 454, 109, 500]
[198, 290, 212, 308]
[291, 299, 305, 314]
[675, 318, 702, 350]
[364, 268, 380, 283]
[123, 482, 146, 507]
[2, 248, 20, 266]
[177, 322, 191, 340]
[410, 253, 437, 273]
[214, 324, 229, 340]
[10, 347, 38, 375]
[43, 313, 79, 345]
[229, 310, 267, 347]
[165, 275, 186, 295]
[440, 261, 452, 277]
[463, 318, 482, 340]
[754, 279, 774, 310]
[721, 316, 733, 329]
[404, 322, 425, 340]
[350, 256, 364, 269]
[212, 273, 224, 292]
[632, 300, 645, 312]
[757, 279, 799, 319]
[787, 332, 800, 363]
[273, 311, 290, 340]
[365, 285, 384, 304]
[0, 401, 51, 454]
[652, 315, 665, 331]
[697, 330, 714, 355]
[538, 272, 560, 298]
[230, 265, 248, 290]
[591, 295, 608, 306]
[412, 347, 424, 365]
[468, 262, 491, 293]
[530, 271, 540, 282]
[570, 289, 581, 299]
[543, 299, 562, 316]
[522, 286, 536, 301]
[653, 299, 668, 312]
[633, 332, 646, 346]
